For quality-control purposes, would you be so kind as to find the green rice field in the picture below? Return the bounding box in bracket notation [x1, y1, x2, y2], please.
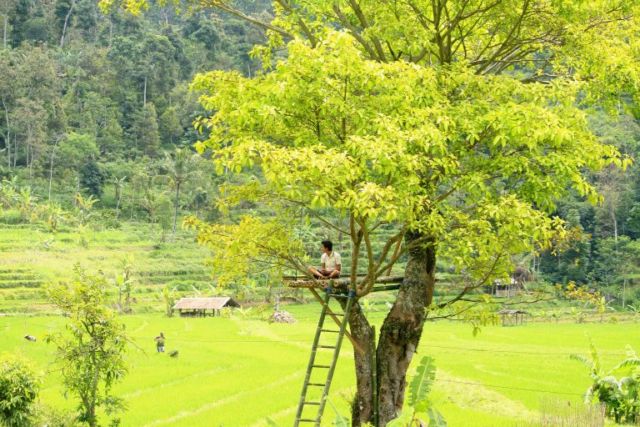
[1, 223, 639, 426]
[1, 311, 638, 426]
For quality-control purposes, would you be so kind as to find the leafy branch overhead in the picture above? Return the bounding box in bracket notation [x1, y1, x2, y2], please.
[186, 29, 626, 294]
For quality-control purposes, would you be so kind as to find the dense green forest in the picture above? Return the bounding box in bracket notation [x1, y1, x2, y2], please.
[0, 0, 268, 223]
[1, 0, 640, 307]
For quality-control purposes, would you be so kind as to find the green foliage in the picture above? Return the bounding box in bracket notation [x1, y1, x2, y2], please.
[571, 343, 640, 424]
[388, 356, 446, 427]
[161, 148, 198, 233]
[184, 215, 307, 287]
[79, 159, 105, 198]
[133, 103, 161, 158]
[37, 202, 66, 232]
[161, 285, 175, 317]
[328, 400, 349, 427]
[45, 267, 128, 427]
[112, 256, 135, 313]
[58, 133, 99, 171]
[0, 356, 39, 427]
[408, 356, 436, 412]
[189, 21, 625, 296]
[74, 192, 98, 226]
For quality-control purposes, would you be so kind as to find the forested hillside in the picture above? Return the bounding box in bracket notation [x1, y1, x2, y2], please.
[1, 0, 640, 308]
[0, 0, 268, 221]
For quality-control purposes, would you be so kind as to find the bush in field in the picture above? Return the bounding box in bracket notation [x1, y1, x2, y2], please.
[0, 178, 18, 209]
[572, 343, 640, 424]
[36, 203, 66, 232]
[0, 356, 40, 427]
[79, 159, 105, 199]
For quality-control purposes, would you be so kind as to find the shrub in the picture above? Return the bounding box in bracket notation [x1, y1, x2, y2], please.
[0, 356, 40, 427]
[0, 209, 25, 225]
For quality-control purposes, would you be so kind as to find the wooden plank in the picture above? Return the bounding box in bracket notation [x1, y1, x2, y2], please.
[284, 275, 404, 289]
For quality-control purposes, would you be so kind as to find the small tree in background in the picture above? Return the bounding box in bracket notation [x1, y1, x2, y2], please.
[162, 147, 197, 234]
[111, 175, 127, 220]
[162, 285, 176, 317]
[46, 266, 128, 427]
[113, 256, 135, 313]
[74, 192, 98, 226]
[132, 103, 161, 158]
[79, 159, 105, 198]
[0, 357, 39, 427]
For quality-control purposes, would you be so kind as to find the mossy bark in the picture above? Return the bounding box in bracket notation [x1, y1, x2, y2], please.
[349, 232, 436, 426]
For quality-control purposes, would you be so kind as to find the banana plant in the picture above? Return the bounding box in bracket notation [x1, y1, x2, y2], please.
[74, 192, 98, 226]
[387, 356, 447, 427]
[571, 343, 640, 424]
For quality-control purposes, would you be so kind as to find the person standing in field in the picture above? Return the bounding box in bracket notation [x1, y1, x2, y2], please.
[155, 332, 165, 353]
[308, 240, 341, 279]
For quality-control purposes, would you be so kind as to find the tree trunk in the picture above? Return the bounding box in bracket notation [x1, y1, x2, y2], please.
[1, 98, 9, 168]
[611, 205, 618, 244]
[108, 18, 113, 47]
[143, 76, 147, 106]
[172, 182, 180, 233]
[348, 302, 376, 425]
[2, 15, 7, 50]
[60, 0, 75, 48]
[348, 231, 436, 426]
[5, 132, 9, 168]
[48, 138, 60, 202]
[376, 232, 435, 425]
[115, 183, 122, 219]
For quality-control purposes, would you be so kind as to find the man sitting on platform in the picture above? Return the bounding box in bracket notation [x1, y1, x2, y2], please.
[308, 240, 341, 279]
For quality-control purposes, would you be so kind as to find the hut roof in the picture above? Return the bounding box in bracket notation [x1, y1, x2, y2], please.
[173, 297, 240, 310]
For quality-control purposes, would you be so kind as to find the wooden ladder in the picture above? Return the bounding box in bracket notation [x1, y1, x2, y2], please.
[294, 287, 355, 426]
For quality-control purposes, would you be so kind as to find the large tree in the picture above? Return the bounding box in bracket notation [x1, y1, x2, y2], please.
[112, 0, 638, 425]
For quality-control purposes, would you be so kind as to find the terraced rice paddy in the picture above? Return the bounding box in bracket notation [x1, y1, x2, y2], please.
[0, 223, 212, 313]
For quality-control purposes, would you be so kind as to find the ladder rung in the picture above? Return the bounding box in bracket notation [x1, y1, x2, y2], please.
[308, 382, 325, 386]
[320, 329, 339, 333]
[328, 312, 344, 316]
[312, 364, 331, 368]
[297, 419, 319, 423]
[304, 401, 321, 405]
[318, 345, 336, 349]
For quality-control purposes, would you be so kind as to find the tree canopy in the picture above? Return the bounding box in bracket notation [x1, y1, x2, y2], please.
[46, 0, 640, 424]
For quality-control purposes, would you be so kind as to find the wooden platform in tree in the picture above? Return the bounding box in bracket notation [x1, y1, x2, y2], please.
[283, 275, 404, 292]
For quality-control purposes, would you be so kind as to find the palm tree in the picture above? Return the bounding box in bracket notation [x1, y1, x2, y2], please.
[162, 148, 196, 234]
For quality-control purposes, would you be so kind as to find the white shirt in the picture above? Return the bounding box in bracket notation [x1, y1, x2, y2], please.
[321, 251, 341, 271]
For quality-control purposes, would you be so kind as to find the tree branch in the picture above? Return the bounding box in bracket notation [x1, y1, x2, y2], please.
[202, 0, 292, 39]
[437, 252, 503, 309]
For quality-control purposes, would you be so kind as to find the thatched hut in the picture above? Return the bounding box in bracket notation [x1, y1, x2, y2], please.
[172, 297, 240, 317]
